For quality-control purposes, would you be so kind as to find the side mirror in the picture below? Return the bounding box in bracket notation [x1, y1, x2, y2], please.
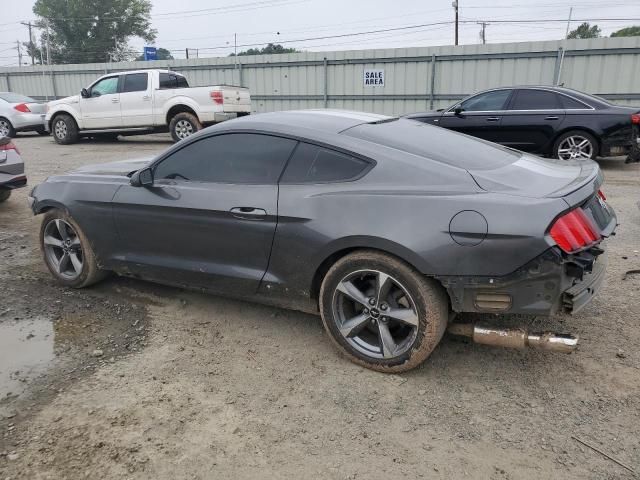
[454, 106, 464, 116]
[130, 167, 154, 187]
[80, 88, 90, 98]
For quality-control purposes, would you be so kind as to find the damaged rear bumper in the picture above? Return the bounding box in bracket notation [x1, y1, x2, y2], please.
[438, 247, 608, 316]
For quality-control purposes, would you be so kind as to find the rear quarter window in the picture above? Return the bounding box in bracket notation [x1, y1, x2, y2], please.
[280, 142, 370, 183]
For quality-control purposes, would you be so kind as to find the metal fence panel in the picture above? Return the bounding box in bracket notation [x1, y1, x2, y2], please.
[2, 36, 639, 115]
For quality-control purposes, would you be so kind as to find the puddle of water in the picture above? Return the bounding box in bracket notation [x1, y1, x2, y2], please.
[0, 317, 54, 400]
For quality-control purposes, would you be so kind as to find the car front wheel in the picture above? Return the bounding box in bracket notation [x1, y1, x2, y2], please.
[319, 250, 448, 373]
[52, 114, 80, 145]
[40, 209, 107, 288]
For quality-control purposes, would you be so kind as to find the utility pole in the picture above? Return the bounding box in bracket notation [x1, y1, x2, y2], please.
[479, 22, 487, 44]
[185, 48, 189, 59]
[45, 19, 51, 66]
[16, 40, 23, 67]
[20, 21, 35, 65]
[234, 33, 238, 68]
[452, 1, 459, 46]
[565, 7, 573, 38]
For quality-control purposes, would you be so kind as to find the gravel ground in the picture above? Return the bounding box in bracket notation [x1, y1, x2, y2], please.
[0, 133, 639, 479]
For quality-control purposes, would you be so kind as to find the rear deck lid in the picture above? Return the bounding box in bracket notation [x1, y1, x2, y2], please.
[468, 154, 600, 198]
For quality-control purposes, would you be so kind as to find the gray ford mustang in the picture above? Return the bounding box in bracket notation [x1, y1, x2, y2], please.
[29, 110, 616, 372]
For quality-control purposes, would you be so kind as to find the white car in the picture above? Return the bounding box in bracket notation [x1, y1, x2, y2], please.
[45, 69, 251, 144]
[0, 92, 47, 137]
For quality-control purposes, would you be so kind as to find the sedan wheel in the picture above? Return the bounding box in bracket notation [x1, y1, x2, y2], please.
[0, 118, 15, 137]
[553, 131, 598, 160]
[320, 250, 448, 373]
[40, 209, 107, 288]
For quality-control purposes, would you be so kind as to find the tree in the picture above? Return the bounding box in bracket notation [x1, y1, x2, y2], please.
[231, 43, 300, 56]
[611, 26, 640, 37]
[33, 0, 157, 64]
[567, 22, 601, 39]
[135, 48, 174, 61]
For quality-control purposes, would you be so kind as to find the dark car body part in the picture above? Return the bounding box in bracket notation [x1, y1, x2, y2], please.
[406, 86, 639, 160]
[29, 110, 616, 317]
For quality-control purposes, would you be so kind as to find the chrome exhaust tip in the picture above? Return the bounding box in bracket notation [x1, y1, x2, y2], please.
[447, 323, 578, 354]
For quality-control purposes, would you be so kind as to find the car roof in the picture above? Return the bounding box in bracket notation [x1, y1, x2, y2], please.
[216, 109, 394, 135]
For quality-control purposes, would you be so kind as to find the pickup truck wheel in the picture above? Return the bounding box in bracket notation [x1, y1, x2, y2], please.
[52, 114, 79, 145]
[170, 112, 201, 142]
[319, 250, 448, 373]
[0, 189, 11, 203]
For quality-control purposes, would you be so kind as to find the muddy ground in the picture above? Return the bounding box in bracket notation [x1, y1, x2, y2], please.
[0, 133, 639, 479]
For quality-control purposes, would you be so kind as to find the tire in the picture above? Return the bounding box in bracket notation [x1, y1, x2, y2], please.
[36, 127, 50, 136]
[52, 114, 80, 145]
[553, 130, 598, 160]
[319, 250, 448, 373]
[0, 189, 11, 203]
[40, 209, 108, 288]
[0, 117, 15, 138]
[169, 112, 201, 142]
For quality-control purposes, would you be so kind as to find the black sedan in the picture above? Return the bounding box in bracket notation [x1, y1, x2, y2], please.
[406, 86, 640, 162]
[29, 110, 616, 372]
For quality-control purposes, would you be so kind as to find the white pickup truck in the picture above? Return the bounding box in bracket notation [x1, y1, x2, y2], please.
[45, 69, 251, 144]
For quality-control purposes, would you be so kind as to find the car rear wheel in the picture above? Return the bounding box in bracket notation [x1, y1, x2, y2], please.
[553, 130, 598, 160]
[169, 112, 201, 142]
[0, 118, 15, 138]
[40, 209, 107, 288]
[52, 114, 80, 145]
[319, 250, 448, 373]
[0, 189, 11, 203]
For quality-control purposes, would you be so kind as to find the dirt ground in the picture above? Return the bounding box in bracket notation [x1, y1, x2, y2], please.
[0, 133, 639, 480]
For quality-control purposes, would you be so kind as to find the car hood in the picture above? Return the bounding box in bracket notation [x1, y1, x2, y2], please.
[70, 157, 154, 176]
[48, 95, 80, 107]
[468, 153, 600, 198]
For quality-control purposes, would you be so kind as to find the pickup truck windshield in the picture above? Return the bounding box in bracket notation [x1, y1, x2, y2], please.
[159, 73, 189, 89]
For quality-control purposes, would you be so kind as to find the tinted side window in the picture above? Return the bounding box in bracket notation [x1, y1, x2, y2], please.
[159, 73, 189, 89]
[281, 142, 370, 183]
[460, 90, 511, 112]
[154, 134, 297, 184]
[510, 89, 561, 110]
[559, 94, 590, 109]
[122, 73, 148, 93]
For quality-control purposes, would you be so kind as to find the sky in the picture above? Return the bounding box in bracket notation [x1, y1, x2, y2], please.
[1, 0, 640, 66]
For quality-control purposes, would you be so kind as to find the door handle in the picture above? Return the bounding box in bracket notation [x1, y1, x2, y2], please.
[230, 207, 267, 219]
[142, 95, 151, 101]
[486, 116, 501, 122]
[545, 116, 559, 120]
[111, 98, 119, 103]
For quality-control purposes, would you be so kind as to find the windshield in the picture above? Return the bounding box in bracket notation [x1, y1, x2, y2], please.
[0, 92, 36, 103]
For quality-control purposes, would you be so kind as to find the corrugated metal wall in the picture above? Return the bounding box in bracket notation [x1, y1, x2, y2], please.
[2, 37, 640, 115]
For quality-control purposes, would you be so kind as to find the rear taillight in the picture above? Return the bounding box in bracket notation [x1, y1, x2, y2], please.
[631, 114, 640, 125]
[0, 141, 19, 154]
[14, 103, 30, 113]
[597, 189, 606, 201]
[210, 91, 223, 105]
[549, 208, 601, 254]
